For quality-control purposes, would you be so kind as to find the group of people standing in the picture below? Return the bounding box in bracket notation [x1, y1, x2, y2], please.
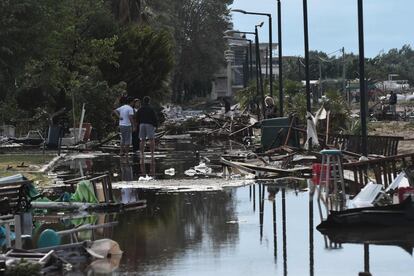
[113, 95, 158, 159]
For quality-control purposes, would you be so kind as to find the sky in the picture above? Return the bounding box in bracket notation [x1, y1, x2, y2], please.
[231, 0, 414, 57]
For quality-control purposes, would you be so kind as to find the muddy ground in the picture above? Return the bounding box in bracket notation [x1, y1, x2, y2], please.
[369, 121, 414, 154]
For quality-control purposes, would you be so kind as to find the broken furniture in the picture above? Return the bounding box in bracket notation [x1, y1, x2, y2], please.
[64, 175, 115, 204]
[326, 134, 403, 157]
[261, 117, 299, 151]
[32, 174, 146, 212]
[343, 153, 414, 193]
[317, 196, 414, 229]
[319, 149, 346, 201]
[10, 130, 44, 146]
[0, 179, 39, 215]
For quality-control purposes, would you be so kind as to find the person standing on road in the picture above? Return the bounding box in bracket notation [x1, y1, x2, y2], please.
[113, 97, 136, 157]
[137, 96, 158, 159]
[389, 91, 397, 119]
[264, 96, 277, 119]
[132, 99, 141, 153]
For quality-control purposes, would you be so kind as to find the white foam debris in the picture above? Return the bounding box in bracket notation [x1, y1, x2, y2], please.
[67, 152, 109, 160]
[40, 154, 66, 173]
[138, 175, 153, 181]
[164, 168, 176, 176]
[112, 178, 254, 192]
[184, 169, 197, 176]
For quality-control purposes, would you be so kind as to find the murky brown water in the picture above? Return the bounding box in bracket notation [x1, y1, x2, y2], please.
[104, 186, 413, 276]
[44, 139, 414, 275]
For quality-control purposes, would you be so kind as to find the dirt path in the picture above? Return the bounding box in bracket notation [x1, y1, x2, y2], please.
[369, 121, 414, 154]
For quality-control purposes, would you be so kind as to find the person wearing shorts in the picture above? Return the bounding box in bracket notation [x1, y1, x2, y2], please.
[137, 96, 158, 159]
[113, 97, 135, 156]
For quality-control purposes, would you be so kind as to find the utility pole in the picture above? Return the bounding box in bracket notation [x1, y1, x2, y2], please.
[231, 10, 273, 98]
[265, 47, 269, 79]
[244, 49, 249, 88]
[268, 15, 274, 98]
[303, 0, 311, 113]
[342, 47, 347, 101]
[255, 24, 266, 120]
[249, 40, 253, 80]
[277, 0, 284, 117]
[318, 61, 322, 98]
[358, 0, 368, 156]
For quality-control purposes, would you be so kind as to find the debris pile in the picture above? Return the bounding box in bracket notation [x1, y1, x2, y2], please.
[161, 103, 257, 140]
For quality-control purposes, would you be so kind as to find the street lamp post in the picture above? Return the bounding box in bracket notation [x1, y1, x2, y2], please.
[255, 23, 266, 120]
[277, 0, 284, 117]
[232, 9, 274, 99]
[358, 0, 368, 156]
[224, 34, 254, 82]
[302, 0, 311, 113]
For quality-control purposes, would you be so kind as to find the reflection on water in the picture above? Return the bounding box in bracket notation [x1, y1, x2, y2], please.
[35, 184, 414, 275]
[54, 140, 242, 181]
[49, 139, 414, 276]
[134, 186, 414, 275]
[112, 190, 238, 274]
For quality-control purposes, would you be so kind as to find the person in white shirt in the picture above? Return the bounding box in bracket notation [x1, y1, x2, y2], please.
[112, 97, 136, 156]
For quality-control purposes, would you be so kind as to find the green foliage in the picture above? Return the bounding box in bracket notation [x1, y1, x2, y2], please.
[0, 0, 181, 139]
[236, 81, 260, 111]
[70, 67, 119, 139]
[12, 1, 117, 99]
[5, 259, 41, 276]
[170, 0, 233, 102]
[105, 25, 174, 102]
[0, 97, 25, 124]
[288, 93, 308, 119]
[0, 0, 47, 100]
[322, 90, 351, 132]
[283, 45, 414, 87]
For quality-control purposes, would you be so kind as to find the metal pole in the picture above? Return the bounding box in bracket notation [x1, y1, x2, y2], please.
[309, 189, 314, 276]
[282, 188, 287, 276]
[268, 15, 274, 98]
[255, 33, 261, 121]
[358, 0, 368, 156]
[303, 0, 311, 113]
[364, 244, 370, 273]
[265, 47, 269, 79]
[244, 48, 249, 88]
[342, 47, 346, 94]
[319, 61, 322, 98]
[226, 57, 232, 98]
[249, 40, 253, 80]
[278, 0, 284, 116]
[256, 26, 266, 119]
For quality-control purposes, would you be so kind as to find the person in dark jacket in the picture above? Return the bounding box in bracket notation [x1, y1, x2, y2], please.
[137, 96, 158, 159]
[132, 98, 141, 153]
[389, 91, 397, 119]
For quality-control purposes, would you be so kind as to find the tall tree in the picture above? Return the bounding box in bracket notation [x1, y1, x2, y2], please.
[171, 0, 232, 102]
[103, 25, 174, 101]
[0, 0, 47, 101]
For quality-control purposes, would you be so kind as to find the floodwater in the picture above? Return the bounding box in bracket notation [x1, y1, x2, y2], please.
[53, 139, 241, 180]
[106, 186, 414, 276]
[45, 140, 414, 275]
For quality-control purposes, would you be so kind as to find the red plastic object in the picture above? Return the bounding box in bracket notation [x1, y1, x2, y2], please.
[398, 187, 414, 203]
[312, 163, 331, 185]
[312, 163, 321, 185]
[81, 123, 92, 141]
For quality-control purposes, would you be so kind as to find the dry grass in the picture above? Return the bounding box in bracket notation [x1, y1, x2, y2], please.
[0, 154, 56, 185]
